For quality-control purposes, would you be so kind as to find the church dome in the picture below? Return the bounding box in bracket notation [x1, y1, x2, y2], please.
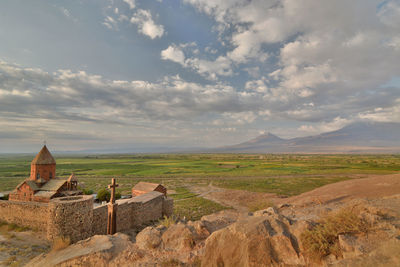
[31, 145, 56, 165]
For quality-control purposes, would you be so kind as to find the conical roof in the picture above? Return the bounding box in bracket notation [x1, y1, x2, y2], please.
[31, 145, 56, 165]
[67, 173, 77, 182]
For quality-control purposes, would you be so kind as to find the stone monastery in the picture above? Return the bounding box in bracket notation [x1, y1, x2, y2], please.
[1, 146, 173, 243]
[9, 145, 81, 202]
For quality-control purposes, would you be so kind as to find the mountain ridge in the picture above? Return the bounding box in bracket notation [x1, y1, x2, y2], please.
[214, 121, 400, 153]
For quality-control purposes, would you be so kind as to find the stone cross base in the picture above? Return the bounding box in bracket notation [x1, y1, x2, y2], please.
[107, 203, 118, 235]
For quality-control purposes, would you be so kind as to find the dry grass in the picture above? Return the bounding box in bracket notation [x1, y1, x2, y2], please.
[51, 236, 71, 251]
[2, 256, 20, 267]
[300, 206, 371, 260]
[158, 215, 177, 228]
[0, 221, 30, 233]
[160, 258, 183, 267]
[247, 199, 274, 212]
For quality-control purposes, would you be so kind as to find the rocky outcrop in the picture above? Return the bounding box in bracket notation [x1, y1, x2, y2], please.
[28, 233, 133, 267]
[200, 209, 239, 233]
[28, 198, 400, 267]
[161, 223, 195, 251]
[135, 226, 161, 249]
[201, 211, 304, 267]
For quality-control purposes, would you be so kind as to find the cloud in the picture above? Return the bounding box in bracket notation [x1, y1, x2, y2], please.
[103, 16, 118, 30]
[0, 60, 262, 124]
[130, 9, 164, 39]
[298, 117, 352, 135]
[161, 45, 185, 65]
[123, 0, 136, 10]
[161, 43, 234, 80]
[183, 0, 400, 95]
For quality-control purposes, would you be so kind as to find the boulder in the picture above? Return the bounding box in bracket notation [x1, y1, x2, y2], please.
[338, 234, 364, 259]
[161, 223, 195, 251]
[187, 220, 210, 241]
[135, 227, 162, 250]
[201, 215, 304, 267]
[201, 210, 239, 233]
[253, 207, 278, 216]
[290, 220, 314, 251]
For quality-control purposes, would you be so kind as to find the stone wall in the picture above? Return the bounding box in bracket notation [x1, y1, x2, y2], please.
[115, 201, 133, 232]
[130, 191, 164, 227]
[0, 200, 48, 232]
[0, 191, 173, 243]
[47, 195, 93, 242]
[92, 205, 108, 235]
[91, 192, 172, 235]
[162, 197, 174, 217]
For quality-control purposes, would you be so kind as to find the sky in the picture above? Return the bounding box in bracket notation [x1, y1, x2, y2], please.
[0, 0, 399, 152]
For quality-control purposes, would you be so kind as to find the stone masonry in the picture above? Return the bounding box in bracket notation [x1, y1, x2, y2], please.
[0, 191, 173, 243]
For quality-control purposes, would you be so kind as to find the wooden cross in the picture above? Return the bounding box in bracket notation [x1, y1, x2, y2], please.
[108, 178, 119, 204]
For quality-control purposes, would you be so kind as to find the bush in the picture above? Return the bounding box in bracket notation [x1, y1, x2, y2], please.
[301, 207, 370, 260]
[97, 188, 111, 202]
[0, 194, 9, 200]
[82, 189, 94, 195]
[158, 215, 177, 228]
[116, 192, 121, 200]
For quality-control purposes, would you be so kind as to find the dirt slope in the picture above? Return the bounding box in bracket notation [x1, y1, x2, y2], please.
[283, 173, 400, 206]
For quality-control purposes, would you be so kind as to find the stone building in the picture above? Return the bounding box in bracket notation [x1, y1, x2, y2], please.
[8, 145, 81, 203]
[132, 182, 167, 197]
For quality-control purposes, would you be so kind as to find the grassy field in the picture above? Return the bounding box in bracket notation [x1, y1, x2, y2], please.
[1, 154, 399, 220]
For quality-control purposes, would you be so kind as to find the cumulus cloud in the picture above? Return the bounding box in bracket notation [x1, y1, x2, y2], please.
[161, 45, 185, 65]
[130, 9, 164, 39]
[0, 60, 262, 124]
[183, 0, 400, 100]
[161, 43, 234, 80]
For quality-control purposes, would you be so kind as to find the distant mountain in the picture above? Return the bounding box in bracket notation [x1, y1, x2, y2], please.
[214, 122, 400, 153]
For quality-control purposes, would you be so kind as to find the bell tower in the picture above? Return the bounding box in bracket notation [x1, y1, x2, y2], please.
[30, 145, 56, 181]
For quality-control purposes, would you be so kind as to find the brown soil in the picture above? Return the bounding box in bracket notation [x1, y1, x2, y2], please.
[0, 230, 50, 267]
[190, 173, 400, 213]
[282, 173, 400, 206]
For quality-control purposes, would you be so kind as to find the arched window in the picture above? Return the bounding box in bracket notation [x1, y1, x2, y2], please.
[36, 173, 40, 179]
[49, 172, 52, 179]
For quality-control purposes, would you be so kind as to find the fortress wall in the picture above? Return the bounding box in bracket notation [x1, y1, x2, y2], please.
[0, 200, 48, 231]
[92, 192, 168, 235]
[162, 197, 174, 217]
[0, 192, 172, 243]
[92, 205, 108, 235]
[130, 191, 164, 227]
[47, 195, 93, 243]
[116, 201, 133, 232]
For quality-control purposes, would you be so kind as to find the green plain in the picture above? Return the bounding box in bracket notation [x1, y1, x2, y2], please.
[1, 154, 399, 220]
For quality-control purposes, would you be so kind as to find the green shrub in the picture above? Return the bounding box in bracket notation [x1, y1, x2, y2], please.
[97, 188, 111, 202]
[116, 192, 121, 199]
[82, 189, 94, 195]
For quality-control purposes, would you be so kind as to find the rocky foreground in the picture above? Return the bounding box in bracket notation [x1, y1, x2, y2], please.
[29, 175, 400, 267]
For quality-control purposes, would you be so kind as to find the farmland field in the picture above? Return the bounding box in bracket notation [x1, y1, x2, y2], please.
[1, 154, 399, 220]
